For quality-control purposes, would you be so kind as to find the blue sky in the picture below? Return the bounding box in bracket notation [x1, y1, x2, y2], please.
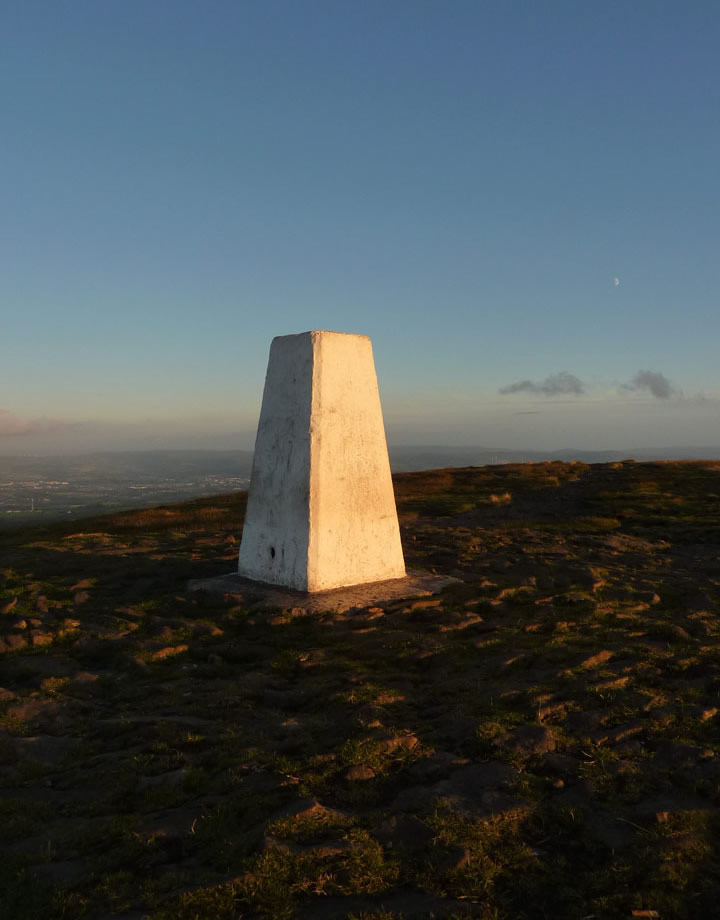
[2, 1, 719, 453]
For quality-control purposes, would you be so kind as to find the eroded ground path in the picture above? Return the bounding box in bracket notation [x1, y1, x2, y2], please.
[2, 461, 720, 919]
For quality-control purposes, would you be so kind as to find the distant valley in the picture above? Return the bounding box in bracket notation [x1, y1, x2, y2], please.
[2, 444, 720, 528]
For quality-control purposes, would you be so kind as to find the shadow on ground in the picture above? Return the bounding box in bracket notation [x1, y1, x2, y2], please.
[2, 461, 720, 919]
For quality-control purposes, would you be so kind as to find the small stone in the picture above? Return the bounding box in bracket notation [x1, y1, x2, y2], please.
[272, 798, 323, 821]
[684, 705, 718, 723]
[603, 719, 645, 746]
[563, 710, 608, 734]
[432, 844, 472, 870]
[375, 732, 419, 753]
[262, 835, 292, 853]
[65, 672, 102, 697]
[537, 753, 580, 777]
[392, 785, 439, 812]
[344, 764, 376, 782]
[634, 795, 712, 823]
[592, 676, 630, 691]
[494, 724, 556, 756]
[406, 597, 445, 612]
[652, 740, 709, 769]
[1, 598, 18, 614]
[7, 699, 63, 732]
[373, 814, 434, 852]
[150, 644, 189, 661]
[431, 717, 477, 746]
[407, 752, 469, 782]
[30, 630, 53, 647]
[34, 596, 50, 614]
[438, 762, 517, 797]
[578, 650, 613, 669]
[0, 634, 28, 653]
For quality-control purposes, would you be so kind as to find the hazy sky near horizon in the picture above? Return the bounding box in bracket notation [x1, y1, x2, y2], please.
[2, 1, 719, 454]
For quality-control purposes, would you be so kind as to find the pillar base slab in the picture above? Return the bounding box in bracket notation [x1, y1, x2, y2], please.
[188, 570, 460, 615]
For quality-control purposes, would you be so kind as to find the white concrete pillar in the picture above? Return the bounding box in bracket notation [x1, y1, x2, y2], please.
[238, 330, 406, 592]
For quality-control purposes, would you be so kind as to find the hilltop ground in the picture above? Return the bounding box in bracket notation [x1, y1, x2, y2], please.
[1, 460, 720, 920]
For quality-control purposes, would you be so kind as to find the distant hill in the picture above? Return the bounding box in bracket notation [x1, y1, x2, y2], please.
[388, 444, 720, 470]
[3, 446, 720, 528]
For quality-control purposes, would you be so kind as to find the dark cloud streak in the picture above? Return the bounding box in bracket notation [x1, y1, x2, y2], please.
[622, 370, 676, 399]
[499, 372, 586, 397]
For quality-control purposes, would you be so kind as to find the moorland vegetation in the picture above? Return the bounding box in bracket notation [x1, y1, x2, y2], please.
[2, 460, 720, 919]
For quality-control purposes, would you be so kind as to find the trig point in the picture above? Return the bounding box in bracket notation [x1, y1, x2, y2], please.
[237, 330, 406, 592]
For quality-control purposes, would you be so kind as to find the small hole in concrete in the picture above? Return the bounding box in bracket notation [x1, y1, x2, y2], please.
[269, 546, 276, 559]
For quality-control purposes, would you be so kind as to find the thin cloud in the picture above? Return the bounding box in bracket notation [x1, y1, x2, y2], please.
[0, 409, 70, 437]
[499, 372, 586, 397]
[621, 370, 676, 399]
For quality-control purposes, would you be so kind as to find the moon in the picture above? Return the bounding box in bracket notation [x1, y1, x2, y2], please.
[613, 277, 620, 287]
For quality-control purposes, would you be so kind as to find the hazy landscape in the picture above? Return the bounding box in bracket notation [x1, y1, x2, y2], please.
[2, 460, 720, 918]
[3, 446, 720, 530]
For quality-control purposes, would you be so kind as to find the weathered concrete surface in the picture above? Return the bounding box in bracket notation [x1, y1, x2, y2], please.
[237, 330, 406, 592]
[189, 570, 460, 615]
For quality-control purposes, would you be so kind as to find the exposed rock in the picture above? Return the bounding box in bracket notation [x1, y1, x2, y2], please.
[270, 798, 326, 822]
[536, 753, 580, 777]
[431, 844, 473, 870]
[150, 643, 189, 661]
[7, 699, 65, 732]
[437, 762, 517, 797]
[597, 719, 645, 746]
[441, 788, 530, 820]
[373, 814, 434, 852]
[684, 704, 718, 722]
[374, 732, 419, 754]
[577, 649, 613, 669]
[652, 740, 713, 769]
[30, 629, 54, 647]
[392, 784, 440, 812]
[263, 836, 350, 856]
[493, 724, 556, 756]
[354, 703, 388, 728]
[0, 634, 28, 653]
[397, 761, 530, 819]
[563, 710, 608, 734]
[13, 735, 76, 766]
[65, 671, 102, 697]
[633, 794, 713, 823]
[343, 764, 376, 781]
[431, 717, 476, 746]
[406, 751, 469, 782]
